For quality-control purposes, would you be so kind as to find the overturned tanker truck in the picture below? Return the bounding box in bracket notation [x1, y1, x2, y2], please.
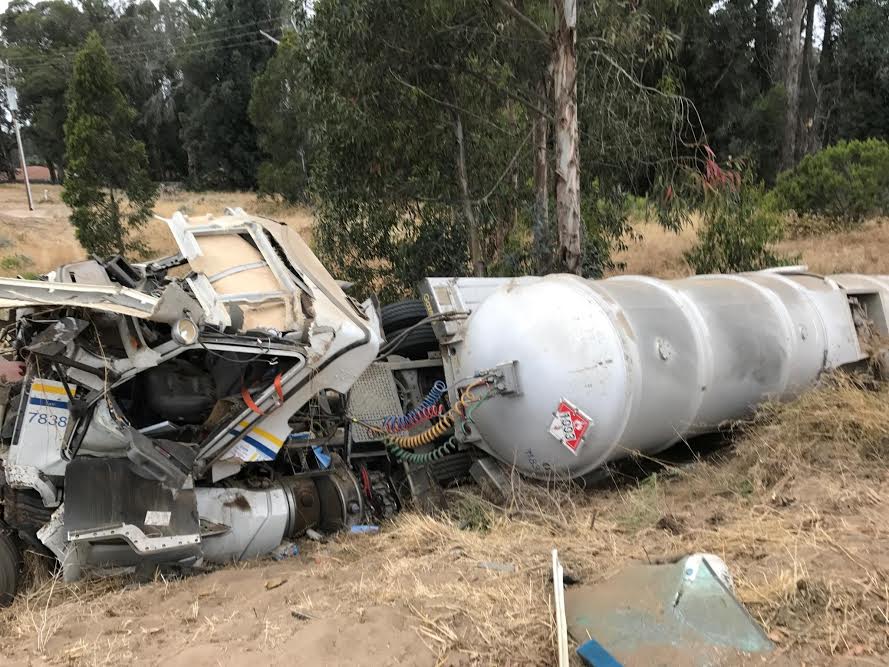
[0, 207, 886, 602]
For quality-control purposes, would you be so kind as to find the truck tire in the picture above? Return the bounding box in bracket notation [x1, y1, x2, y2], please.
[0, 522, 22, 607]
[381, 300, 428, 335]
[386, 325, 439, 359]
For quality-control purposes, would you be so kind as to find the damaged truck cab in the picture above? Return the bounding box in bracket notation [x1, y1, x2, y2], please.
[0, 209, 384, 597]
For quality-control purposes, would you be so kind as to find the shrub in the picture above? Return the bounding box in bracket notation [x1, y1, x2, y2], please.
[771, 139, 889, 223]
[0, 255, 33, 272]
[685, 179, 796, 275]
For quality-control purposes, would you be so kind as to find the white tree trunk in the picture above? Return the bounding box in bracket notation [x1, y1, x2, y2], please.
[552, 0, 581, 275]
[781, 0, 806, 170]
[453, 111, 484, 277]
[532, 78, 550, 273]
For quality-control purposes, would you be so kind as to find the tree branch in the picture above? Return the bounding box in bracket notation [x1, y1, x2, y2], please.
[494, 0, 550, 44]
[479, 123, 535, 202]
[464, 68, 553, 121]
[388, 69, 510, 135]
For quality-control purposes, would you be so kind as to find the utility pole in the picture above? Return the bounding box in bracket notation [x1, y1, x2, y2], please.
[4, 63, 33, 211]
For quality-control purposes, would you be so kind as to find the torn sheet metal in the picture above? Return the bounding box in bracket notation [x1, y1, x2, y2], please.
[23, 317, 88, 356]
[188, 232, 291, 332]
[158, 211, 312, 333]
[0, 278, 160, 317]
[0, 279, 201, 326]
[565, 558, 773, 666]
[0, 206, 386, 595]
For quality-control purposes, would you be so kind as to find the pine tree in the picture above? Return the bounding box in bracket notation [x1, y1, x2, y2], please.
[62, 31, 157, 258]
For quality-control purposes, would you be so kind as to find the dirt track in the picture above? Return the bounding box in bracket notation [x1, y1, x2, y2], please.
[2, 553, 436, 666]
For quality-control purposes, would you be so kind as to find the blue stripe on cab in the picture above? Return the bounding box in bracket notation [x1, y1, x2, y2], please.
[29, 398, 68, 409]
[241, 435, 277, 459]
[227, 429, 278, 460]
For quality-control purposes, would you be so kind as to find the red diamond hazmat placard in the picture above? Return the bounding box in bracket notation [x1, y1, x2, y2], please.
[548, 398, 593, 455]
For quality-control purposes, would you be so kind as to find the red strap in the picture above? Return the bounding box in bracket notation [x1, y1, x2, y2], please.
[241, 384, 264, 416]
[274, 373, 285, 404]
[241, 374, 285, 416]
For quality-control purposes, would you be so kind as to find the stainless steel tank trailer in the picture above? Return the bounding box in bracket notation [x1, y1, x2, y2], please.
[0, 207, 885, 604]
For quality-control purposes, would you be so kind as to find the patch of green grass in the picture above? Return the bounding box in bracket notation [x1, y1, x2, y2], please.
[614, 473, 663, 533]
[450, 493, 493, 533]
[0, 254, 33, 272]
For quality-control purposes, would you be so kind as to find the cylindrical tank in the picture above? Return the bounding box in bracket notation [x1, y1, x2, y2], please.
[195, 466, 365, 562]
[454, 271, 863, 479]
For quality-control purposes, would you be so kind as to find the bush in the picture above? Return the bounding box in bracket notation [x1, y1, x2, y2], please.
[771, 139, 889, 223]
[685, 179, 796, 275]
[257, 160, 308, 204]
[0, 255, 33, 272]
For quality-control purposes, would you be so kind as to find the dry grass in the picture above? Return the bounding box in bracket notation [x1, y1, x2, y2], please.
[3, 180, 887, 280]
[304, 383, 889, 664]
[0, 184, 314, 276]
[732, 376, 889, 483]
[609, 216, 700, 278]
[611, 215, 889, 279]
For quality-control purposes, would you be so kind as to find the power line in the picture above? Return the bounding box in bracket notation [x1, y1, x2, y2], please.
[6, 28, 278, 69]
[5, 28, 284, 74]
[112, 27, 282, 63]
[3, 18, 286, 69]
[122, 35, 282, 68]
[2, 16, 283, 64]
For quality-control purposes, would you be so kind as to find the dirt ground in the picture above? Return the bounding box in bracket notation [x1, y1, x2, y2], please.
[0, 184, 887, 665]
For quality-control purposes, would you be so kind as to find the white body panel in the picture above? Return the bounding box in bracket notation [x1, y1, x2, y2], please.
[8, 379, 73, 477]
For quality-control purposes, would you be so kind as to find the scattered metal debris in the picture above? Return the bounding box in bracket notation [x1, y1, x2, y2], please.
[271, 541, 300, 560]
[565, 555, 773, 666]
[264, 577, 288, 591]
[552, 549, 569, 667]
[349, 525, 380, 534]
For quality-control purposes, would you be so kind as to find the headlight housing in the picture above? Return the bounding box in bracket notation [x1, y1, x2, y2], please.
[171, 318, 199, 345]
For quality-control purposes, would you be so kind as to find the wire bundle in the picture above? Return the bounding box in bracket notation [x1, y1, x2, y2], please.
[384, 380, 447, 433]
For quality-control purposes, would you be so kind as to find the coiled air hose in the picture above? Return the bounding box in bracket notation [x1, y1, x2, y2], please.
[384, 380, 488, 450]
[387, 437, 459, 464]
[349, 380, 492, 463]
[384, 379, 447, 432]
